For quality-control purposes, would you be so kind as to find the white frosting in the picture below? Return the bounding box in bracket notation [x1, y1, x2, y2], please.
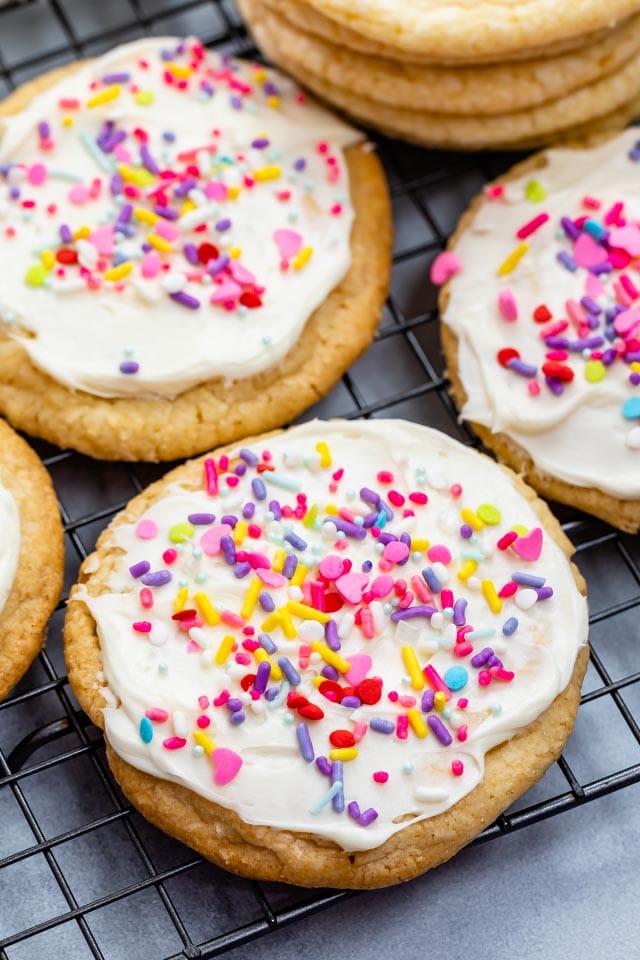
[83, 420, 587, 851]
[0, 478, 20, 616]
[0, 38, 361, 399]
[443, 128, 640, 500]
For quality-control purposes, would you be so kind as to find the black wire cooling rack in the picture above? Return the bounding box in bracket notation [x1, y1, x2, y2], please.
[0, 2, 639, 958]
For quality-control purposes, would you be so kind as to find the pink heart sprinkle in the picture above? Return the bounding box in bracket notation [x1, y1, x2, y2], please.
[228, 261, 257, 286]
[273, 228, 303, 260]
[200, 524, 232, 556]
[428, 544, 452, 564]
[573, 232, 605, 269]
[114, 145, 132, 164]
[212, 747, 243, 785]
[335, 572, 369, 604]
[430, 251, 461, 286]
[585, 273, 605, 301]
[512, 527, 543, 562]
[210, 279, 243, 303]
[608, 225, 640, 257]
[257, 568, 287, 587]
[89, 225, 115, 257]
[319, 554, 345, 580]
[136, 518, 158, 540]
[186, 640, 201, 653]
[370, 574, 394, 598]
[384, 541, 409, 563]
[614, 308, 640, 337]
[27, 163, 47, 186]
[344, 653, 372, 687]
[68, 184, 89, 205]
[498, 288, 518, 322]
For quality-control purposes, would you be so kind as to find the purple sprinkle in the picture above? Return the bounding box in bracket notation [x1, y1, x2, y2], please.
[129, 560, 151, 579]
[560, 216, 580, 241]
[569, 336, 604, 351]
[296, 722, 314, 762]
[285, 532, 307, 552]
[154, 205, 179, 221]
[512, 571, 545, 588]
[234, 463, 247, 477]
[174, 177, 197, 198]
[293, 157, 306, 172]
[460, 524, 474, 539]
[503, 617, 518, 637]
[453, 598, 467, 626]
[331, 760, 345, 812]
[556, 251, 577, 272]
[487, 655, 503, 668]
[580, 296, 601, 316]
[226, 697, 243, 713]
[360, 486, 381, 507]
[170, 291, 201, 310]
[233, 562, 251, 578]
[220, 535, 236, 565]
[347, 801, 361, 820]
[377, 532, 397, 546]
[161, 48, 174, 61]
[390, 605, 437, 622]
[110, 172, 124, 196]
[269, 501, 282, 521]
[264, 687, 278, 701]
[163, 131, 176, 142]
[362, 559, 373, 573]
[278, 656, 301, 686]
[141, 570, 172, 587]
[96, 121, 114, 148]
[428, 715, 453, 746]
[230, 94, 243, 110]
[242, 502, 256, 519]
[585, 313, 600, 331]
[9, 186, 20, 200]
[631, 373, 640, 386]
[316, 756, 332, 776]
[506, 357, 537, 378]
[187, 512, 215, 525]
[470, 647, 494, 668]
[331, 518, 366, 540]
[263, 81, 279, 96]
[102, 72, 131, 84]
[626, 353, 640, 364]
[537, 586, 554, 601]
[119, 360, 139, 375]
[239, 447, 259, 466]
[321, 665, 339, 681]
[251, 137, 270, 149]
[259, 632, 277, 654]
[421, 689, 435, 712]
[590, 261, 612, 276]
[283, 554, 297, 579]
[325, 619, 341, 651]
[252, 477, 267, 501]
[422, 567, 442, 593]
[546, 377, 564, 397]
[259, 591, 275, 612]
[544, 336, 570, 350]
[38, 120, 51, 139]
[341, 696, 361, 709]
[254, 660, 271, 694]
[183, 243, 199, 265]
[369, 717, 395, 734]
[59, 224, 73, 244]
[207, 254, 230, 275]
[116, 203, 133, 224]
[215, 218, 231, 232]
[221, 515, 238, 528]
[230, 711, 245, 725]
[602, 348, 618, 366]
[362, 512, 378, 528]
[102, 130, 127, 153]
[358, 808, 379, 827]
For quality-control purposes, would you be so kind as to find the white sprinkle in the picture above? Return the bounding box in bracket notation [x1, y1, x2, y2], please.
[515, 588, 538, 610]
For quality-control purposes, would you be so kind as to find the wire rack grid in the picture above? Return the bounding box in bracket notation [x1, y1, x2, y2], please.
[0, 1, 639, 958]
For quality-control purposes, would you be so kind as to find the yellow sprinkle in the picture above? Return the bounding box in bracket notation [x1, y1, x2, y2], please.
[194, 592, 220, 626]
[73, 226, 90, 240]
[312, 676, 324, 689]
[87, 84, 121, 108]
[310, 641, 350, 674]
[253, 165, 281, 182]
[240, 578, 262, 620]
[193, 731, 216, 755]
[460, 507, 484, 531]
[458, 559, 478, 583]
[411, 538, 430, 552]
[227, 187, 241, 201]
[103, 262, 133, 282]
[267, 95, 280, 109]
[293, 246, 313, 270]
[324, 503, 338, 516]
[166, 62, 192, 79]
[434, 691, 447, 712]
[278, 606, 297, 639]
[118, 164, 155, 187]
[253, 69, 267, 82]
[315, 441, 332, 468]
[407, 708, 428, 738]
[497, 242, 529, 276]
[62, 116, 74, 127]
[215, 634, 235, 665]
[229, 245, 242, 257]
[330, 747, 358, 761]
[134, 91, 155, 106]
[272, 549, 285, 573]
[288, 601, 329, 624]
[303, 503, 318, 529]
[290, 564, 308, 587]
[147, 233, 173, 253]
[40, 250, 55, 269]
[255, 648, 283, 680]
[179, 200, 196, 216]
[133, 206, 159, 226]
[261, 610, 281, 632]
[232, 520, 247, 546]
[482, 579, 502, 614]
[401, 645, 425, 691]
[512, 524, 528, 536]
[631, 362, 640, 373]
[174, 587, 189, 613]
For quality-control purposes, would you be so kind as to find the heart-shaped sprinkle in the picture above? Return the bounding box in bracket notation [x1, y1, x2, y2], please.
[335, 572, 369, 604]
[212, 747, 243, 785]
[573, 232, 605, 269]
[370, 574, 394, 598]
[344, 653, 372, 687]
[200, 523, 233, 556]
[209, 279, 243, 303]
[89, 225, 115, 257]
[512, 527, 543, 562]
[585, 273, 605, 300]
[614, 309, 640, 338]
[257, 569, 287, 587]
[430, 251, 461, 286]
[273, 228, 303, 261]
[608, 225, 640, 256]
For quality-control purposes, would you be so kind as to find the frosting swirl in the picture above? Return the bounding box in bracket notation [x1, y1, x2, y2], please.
[82, 420, 587, 851]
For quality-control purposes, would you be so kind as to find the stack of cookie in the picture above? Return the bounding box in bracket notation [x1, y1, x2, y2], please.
[239, 0, 640, 150]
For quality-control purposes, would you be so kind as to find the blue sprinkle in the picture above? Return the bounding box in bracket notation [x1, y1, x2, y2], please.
[370, 717, 394, 734]
[503, 617, 519, 636]
[444, 666, 468, 691]
[139, 717, 153, 743]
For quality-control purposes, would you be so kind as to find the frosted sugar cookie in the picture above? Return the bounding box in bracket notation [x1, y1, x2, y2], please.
[0, 38, 391, 461]
[0, 419, 64, 701]
[439, 128, 640, 532]
[65, 420, 588, 888]
[241, 0, 640, 116]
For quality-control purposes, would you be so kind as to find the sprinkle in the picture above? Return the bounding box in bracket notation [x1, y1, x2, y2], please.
[401, 645, 425, 690]
[310, 780, 343, 815]
[497, 242, 528, 276]
[296, 722, 315, 762]
[427, 715, 453, 745]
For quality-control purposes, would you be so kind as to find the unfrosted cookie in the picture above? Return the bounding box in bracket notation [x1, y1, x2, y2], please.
[285, 0, 640, 63]
[439, 128, 640, 532]
[248, 35, 640, 150]
[0, 38, 391, 461]
[0, 419, 64, 701]
[241, 0, 640, 116]
[65, 419, 588, 888]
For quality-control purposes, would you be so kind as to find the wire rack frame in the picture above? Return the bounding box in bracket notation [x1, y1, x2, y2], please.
[0, 1, 639, 958]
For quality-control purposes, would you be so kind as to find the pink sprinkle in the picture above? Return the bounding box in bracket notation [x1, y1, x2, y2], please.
[423, 664, 451, 699]
[141, 251, 162, 278]
[235, 653, 251, 666]
[68, 184, 90, 204]
[388, 690, 399, 703]
[427, 544, 452, 565]
[387, 490, 405, 507]
[221, 610, 244, 627]
[133, 621, 152, 633]
[582, 195, 601, 210]
[373, 771, 389, 784]
[408, 491, 428, 505]
[498, 581, 518, 598]
[383, 541, 409, 563]
[398, 695, 416, 708]
[27, 163, 47, 185]
[370, 574, 394, 598]
[353, 721, 368, 743]
[139, 588, 153, 609]
[136, 518, 158, 539]
[204, 457, 218, 495]
[457, 725, 468, 742]
[163, 736, 187, 750]
[411, 575, 433, 603]
[214, 689, 230, 707]
[497, 530, 518, 550]
[430, 250, 461, 286]
[457, 698, 469, 708]
[196, 714, 211, 728]
[516, 212, 549, 240]
[319, 554, 345, 580]
[527, 381, 541, 396]
[491, 667, 515, 682]
[163, 548, 178, 564]
[155, 220, 179, 242]
[498, 288, 518, 322]
[454, 642, 473, 657]
[478, 670, 492, 687]
[145, 707, 169, 723]
[360, 608, 375, 639]
[450, 484, 463, 498]
[485, 184, 504, 200]
[396, 714, 409, 740]
[451, 760, 464, 777]
[198, 695, 209, 709]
